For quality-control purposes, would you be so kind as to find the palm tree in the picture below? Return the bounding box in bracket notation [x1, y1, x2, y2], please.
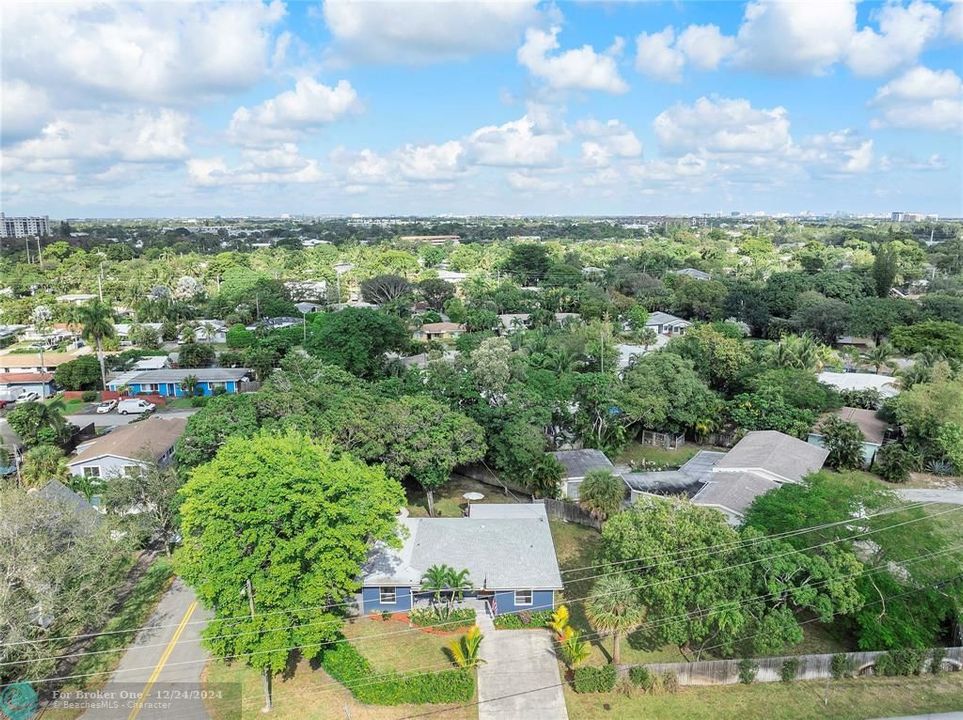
[76, 300, 115, 391]
[181, 374, 200, 397]
[420, 564, 453, 606]
[20, 444, 70, 488]
[447, 568, 472, 605]
[865, 342, 895, 374]
[447, 626, 485, 668]
[585, 574, 645, 666]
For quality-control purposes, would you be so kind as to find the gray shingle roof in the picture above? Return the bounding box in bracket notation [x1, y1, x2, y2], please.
[692, 472, 778, 518]
[714, 431, 828, 482]
[363, 511, 563, 590]
[623, 470, 703, 497]
[815, 407, 887, 445]
[645, 311, 689, 326]
[69, 417, 187, 465]
[551, 449, 613, 480]
[36, 480, 100, 520]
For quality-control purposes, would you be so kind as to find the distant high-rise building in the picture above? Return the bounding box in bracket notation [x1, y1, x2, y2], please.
[891, 211, 934, 223]
[0, 213, 50, 238]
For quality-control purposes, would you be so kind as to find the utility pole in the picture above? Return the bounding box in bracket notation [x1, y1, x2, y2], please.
[245, 579, 272, 712]
[24, 237, 30, 264]
[98, 261, 105, 302]
[36, 237, 43, 266]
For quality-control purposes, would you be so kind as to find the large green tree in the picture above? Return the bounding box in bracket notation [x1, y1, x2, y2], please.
[54, 355, 103, 391]
[305, 308, 408, 378]
[175, 393, 260, 468]
[175, 431, 405, 711]
[891, 321, 963, 360]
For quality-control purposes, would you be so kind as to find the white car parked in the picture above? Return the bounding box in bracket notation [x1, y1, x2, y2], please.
[17, 391, 41, 403]
[117, 398, 156, 415]
[96, 399, 118, 414]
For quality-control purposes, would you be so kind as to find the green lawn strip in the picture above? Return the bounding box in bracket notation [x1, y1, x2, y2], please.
[563, 672, 963, 720]
[68, 558, 174, 684]
[616, 442, 701, 469]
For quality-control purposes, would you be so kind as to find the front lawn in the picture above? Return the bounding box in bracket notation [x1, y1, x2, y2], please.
[563, 672, 963, 720]
[205, 621, 479, 720]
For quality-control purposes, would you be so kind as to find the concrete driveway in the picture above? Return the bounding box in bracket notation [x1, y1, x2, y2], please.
[477, 628, 568, 720]
[897, 488, 963, 506]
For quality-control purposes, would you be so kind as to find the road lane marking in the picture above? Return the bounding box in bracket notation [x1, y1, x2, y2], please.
[127, 600, 198, 720]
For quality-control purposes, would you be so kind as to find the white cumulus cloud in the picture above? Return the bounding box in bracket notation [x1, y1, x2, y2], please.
[871, 66, 963, 131]
[846, 0, 943, 76]
[321, 0, 541, 64]
[653, 97, 791, 155]
[518, 27, 629, 94]
[229, 77, 362, 145]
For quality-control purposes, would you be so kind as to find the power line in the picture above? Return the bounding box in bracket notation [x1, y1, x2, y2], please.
[5, 503, 952, 671]
[7, 541, 960, 692]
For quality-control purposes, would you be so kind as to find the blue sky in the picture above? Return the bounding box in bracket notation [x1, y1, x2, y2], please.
[1, 0, 961, 218]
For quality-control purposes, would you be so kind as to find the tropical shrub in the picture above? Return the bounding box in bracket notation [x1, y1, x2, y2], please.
[572, 665, 617, 693]
[875, 648, 927, 676]
[874, 443, 914, 483]
[738, 657, 758, 685]
[558, 627, 591, 669]
[821, 417, 866, 470]
[446, 626, 485, 668]
[579, 470, 625, 521]
[81, 390, 98, 402]
[628, 666, 654, 691]
[830, 653, 855, 679]
[493, 610, 553, 629]
[408, 607, 475, 629]
[780, 658, 800, 683]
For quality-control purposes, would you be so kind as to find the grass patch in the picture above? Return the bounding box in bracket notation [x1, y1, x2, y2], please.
[405, 474, 522, 517]
[205, 657, 477, 720]
[563, 672, 963, 720]
[163, 398, 197, 410]
[617, 442, 701, 469]
[341, 615, 455, 675]
[69, 558, 175, 684]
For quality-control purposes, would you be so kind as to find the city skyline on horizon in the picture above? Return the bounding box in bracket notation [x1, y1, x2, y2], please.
[2, 1, 962, 218]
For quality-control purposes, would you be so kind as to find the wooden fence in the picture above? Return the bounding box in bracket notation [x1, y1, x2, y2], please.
[536, 498, 602, 530]
[637, 646, 963, 685]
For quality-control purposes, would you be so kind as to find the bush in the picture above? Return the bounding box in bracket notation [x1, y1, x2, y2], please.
[661, 672, 679, 694]
[493, 610, 553, 629]
[322, 642, 474, 705]
[628, 666, 654, 691]
[830, 653, 855, 680]
[572, 665, 617, 694]
[226, 324, 256, 349]
[408, 607, 475, 629]
[930, 647, 946, 675]
[780, 658, 800, 683]
[874, 443, 914, 483]
[81, 390, 98, 402]
[190, 396, 209, 408]
[875, 648, 927, 677]
[738, 657, 758, 685]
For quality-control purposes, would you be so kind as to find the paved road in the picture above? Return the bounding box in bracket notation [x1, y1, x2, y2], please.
[67, 409, 199, 429]
[897, 489, 963, 506]
[477, 626, 568, 720]
[79, 579, 214, 720]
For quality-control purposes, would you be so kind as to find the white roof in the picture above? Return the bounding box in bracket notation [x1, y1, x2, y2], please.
[818, 372, 900, 397]
[131, 355, 169, 371]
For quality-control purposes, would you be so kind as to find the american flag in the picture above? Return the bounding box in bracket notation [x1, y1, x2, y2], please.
[490, 595, 497, 617]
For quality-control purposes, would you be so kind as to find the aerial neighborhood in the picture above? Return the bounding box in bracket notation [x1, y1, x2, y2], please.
[1, 212, 961, 720]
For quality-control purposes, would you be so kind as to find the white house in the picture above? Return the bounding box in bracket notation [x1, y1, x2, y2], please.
[817, 371, 900, 398]
[645, 311, 691, 336]
[67, 417, 187, 480]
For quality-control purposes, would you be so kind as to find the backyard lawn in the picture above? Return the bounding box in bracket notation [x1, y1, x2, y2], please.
[564, 672, 963, 720]
[616, 441, 702, 469]
[406, 474, 523, 517]
[341, 614, 460, 675]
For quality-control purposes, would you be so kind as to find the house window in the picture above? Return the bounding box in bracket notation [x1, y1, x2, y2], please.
[379, 587, 397, 604]
[515, 589, 533, 606]
[83, 466, 101, 478]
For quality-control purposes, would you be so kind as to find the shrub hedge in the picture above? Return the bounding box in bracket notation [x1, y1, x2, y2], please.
[628, 665, 653, 690]
[408, 607, 476, 629]
[780, 658, 800, 683]
[492, 609, 553, 629]
[830, 653, 855, 679]
[322, 642, 474, 705]
[737, 658, 758, 685]
[572, 665, 617, 693]
[875, 648, 928, 677]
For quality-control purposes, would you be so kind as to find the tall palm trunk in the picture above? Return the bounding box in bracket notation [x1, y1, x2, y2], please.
[612, 631, 621, 665]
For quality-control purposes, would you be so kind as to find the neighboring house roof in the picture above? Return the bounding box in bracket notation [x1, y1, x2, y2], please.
[131, 356, 170, 371]
[551, 449, 613, 480]
[437, 270, 468, 283]
[645, 311, 690, 328]
[363, 508, 563, 590]
[691, 472, 779, 520]
[35, 480, 100, 519]
[836, 335, 873, 347]
[68, 417, 187, 466]
[817, 371, 900, 397]
[814, 407, 887, 445]
[714, 431, 829, 483]
[623, 470, 704, 497]
[671, 268, 711, 281]
[498, 313, 531, 330]
[0, 372, 54, 385]
[0, 352, 80, 369]
[418, 322, 465, 334]
[114, 323, 163, 337]
[117, 368, 251, 384]
[554, 313, 581, 323]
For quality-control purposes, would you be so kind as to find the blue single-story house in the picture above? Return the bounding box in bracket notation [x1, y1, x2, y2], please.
[360, 503, 563, 617]
[106, 368, 252, 397]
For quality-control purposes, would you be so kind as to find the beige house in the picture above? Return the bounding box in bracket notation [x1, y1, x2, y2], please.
[413, 322, 466, 342]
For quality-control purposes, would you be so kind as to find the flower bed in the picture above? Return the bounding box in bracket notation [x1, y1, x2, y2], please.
[493, 609, 553, 629]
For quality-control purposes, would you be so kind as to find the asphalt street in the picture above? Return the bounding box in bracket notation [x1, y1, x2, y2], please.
[66, 408, 199, 429]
